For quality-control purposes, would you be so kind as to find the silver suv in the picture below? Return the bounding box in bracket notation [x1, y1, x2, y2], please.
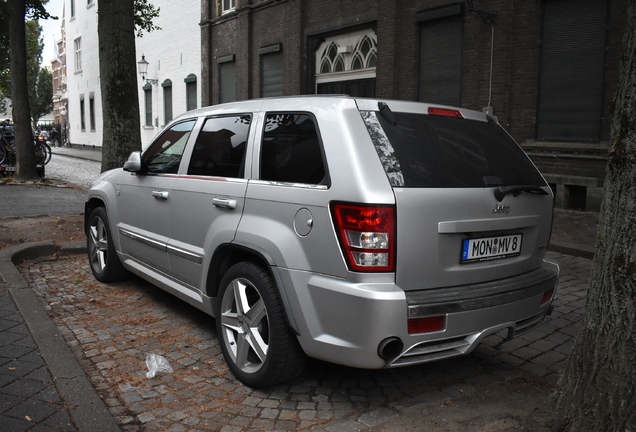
[85, 96, 559, 387]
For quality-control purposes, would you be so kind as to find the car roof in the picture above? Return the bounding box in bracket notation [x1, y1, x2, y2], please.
[172, 95, 489, 123]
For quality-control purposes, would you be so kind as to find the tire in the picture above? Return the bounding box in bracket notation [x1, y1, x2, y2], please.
[0, 143, 6, 165]
[34, 142, 46, 165]
[216, 261, 307, 388]
[43, 142, 52, 165]
[35, 142, 52, 165]
[87, 207, 130, 283]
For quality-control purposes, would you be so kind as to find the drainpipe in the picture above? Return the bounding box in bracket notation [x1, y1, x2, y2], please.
[467, 1, 497, 116]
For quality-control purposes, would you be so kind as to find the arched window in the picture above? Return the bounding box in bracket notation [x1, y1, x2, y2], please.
[184, 74, 197, 111]
[315, 29, 377, 97]
[351, 36, 377, 70]
[320, 43, 347, 74]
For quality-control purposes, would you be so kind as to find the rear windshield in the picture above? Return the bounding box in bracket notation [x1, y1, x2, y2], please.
[361, 110, 546, 188]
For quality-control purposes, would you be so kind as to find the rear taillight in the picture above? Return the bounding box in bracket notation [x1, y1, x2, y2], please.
[331, 203, 395, 272]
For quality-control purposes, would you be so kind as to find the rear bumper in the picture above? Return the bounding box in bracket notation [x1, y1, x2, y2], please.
[277, 260, 559, 369]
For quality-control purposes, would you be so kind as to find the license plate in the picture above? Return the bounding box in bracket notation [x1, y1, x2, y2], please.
[0, 166, 15, 172]
[461, 234, 522, 263]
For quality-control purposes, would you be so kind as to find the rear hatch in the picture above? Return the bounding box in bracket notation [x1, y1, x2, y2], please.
[358, 100, 553, 291]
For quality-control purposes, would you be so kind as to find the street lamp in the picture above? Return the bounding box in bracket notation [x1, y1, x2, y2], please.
[137, 55, 158, 85]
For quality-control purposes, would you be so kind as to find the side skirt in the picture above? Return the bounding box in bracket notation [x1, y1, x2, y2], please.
[119, 254, 215, 318]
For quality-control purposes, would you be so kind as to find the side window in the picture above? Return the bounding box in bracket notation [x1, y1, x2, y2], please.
[143, 120, 196, 174]
[187, 115, 251, 178]
[260, 113, 326, 185]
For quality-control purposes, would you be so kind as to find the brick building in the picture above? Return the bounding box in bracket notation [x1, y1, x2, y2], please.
[201, 0, 628, 212]
[51, 10, 67, 145]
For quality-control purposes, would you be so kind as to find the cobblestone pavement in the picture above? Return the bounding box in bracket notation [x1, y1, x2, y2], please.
[46, 153, 101, 191]
[9, 251, 590, 432]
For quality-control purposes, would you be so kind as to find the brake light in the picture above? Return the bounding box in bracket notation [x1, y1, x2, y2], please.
[428, 107, 464, 118]
[331, 203, 395, 272]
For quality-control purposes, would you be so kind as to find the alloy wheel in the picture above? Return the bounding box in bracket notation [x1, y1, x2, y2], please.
[89, 216, 109, 273]
[220, 277, 270, 374]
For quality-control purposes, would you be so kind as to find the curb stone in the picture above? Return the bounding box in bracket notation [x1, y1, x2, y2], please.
[548, 242, 595, 260]
[0, 241, 119, 432]
[61, 240, 87, 255]
[0, 181, 68, 187]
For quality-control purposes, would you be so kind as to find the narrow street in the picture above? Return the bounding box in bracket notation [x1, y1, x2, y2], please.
[46, 152, 101, 190]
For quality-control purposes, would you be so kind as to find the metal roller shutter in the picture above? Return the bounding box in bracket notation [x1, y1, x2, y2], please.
[219, 61, 236, 104]
[537, 0, 608, 142]
[262, 52, 283, 97]
[418, 15, 463, 107]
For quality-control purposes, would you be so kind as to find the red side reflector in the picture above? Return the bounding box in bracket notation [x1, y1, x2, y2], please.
[408, 316, 445, 334]
[428, 107, 464, 118]
[541, 288, 555, 305]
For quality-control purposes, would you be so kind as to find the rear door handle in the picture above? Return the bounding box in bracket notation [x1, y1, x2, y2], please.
[212, 197, 237, 209]
[152, 190, 169, 200]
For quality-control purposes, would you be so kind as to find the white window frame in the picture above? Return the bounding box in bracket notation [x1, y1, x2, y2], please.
[74, 37, 82, 72]
[221, 0, 236, 14]
[315, 29, 377, 89]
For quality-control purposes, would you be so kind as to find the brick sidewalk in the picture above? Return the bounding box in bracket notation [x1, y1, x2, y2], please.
[0, 281, 77, 431]
[13, 251, 589, 431]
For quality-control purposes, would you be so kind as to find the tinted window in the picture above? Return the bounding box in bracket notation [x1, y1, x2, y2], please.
[143, 120, 196, 174]
[187, 115, 251, 178]
[362, 110, 546, 188]
[260, 113, 326, 185]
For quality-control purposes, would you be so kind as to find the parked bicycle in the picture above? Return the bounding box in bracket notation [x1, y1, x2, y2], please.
[0, 121, 15, 165]
[35, 135, 52, 165]
[0, 120, 52, 166]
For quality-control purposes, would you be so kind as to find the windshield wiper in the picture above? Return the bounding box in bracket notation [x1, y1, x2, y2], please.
[494, 185, 548, 202]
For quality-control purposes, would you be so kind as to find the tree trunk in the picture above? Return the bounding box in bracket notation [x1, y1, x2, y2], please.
[98, 0, 142, 173]
[553, 2, 636, 431]
[9, 0, 38, 180]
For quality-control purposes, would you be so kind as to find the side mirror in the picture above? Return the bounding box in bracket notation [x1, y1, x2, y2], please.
[123, 151, 142, 172]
